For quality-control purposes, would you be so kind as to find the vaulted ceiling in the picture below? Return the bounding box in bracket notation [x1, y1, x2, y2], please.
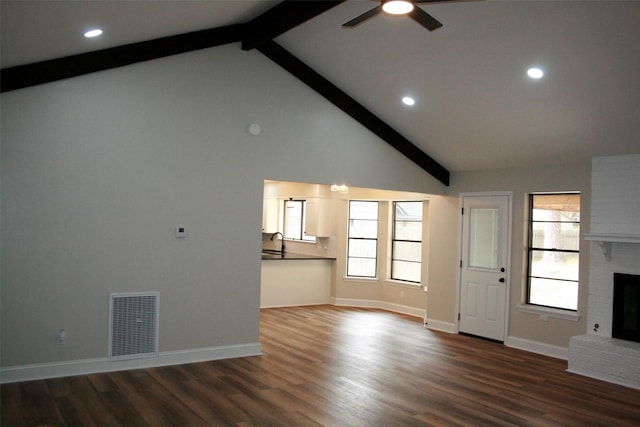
[2, 0, 639, 178]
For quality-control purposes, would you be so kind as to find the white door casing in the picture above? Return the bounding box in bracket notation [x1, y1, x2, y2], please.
[458, 194, 511, 341]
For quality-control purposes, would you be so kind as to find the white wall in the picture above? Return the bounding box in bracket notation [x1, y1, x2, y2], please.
[590, 154, 640, 235]
[0, 43, 446, 376]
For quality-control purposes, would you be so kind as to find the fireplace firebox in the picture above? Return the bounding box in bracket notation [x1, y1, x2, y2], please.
[612, 273, 640, 343]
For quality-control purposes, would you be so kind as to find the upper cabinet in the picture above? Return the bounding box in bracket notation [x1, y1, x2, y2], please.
[262, 198, 279, 233]
[305, 198, 335, 237]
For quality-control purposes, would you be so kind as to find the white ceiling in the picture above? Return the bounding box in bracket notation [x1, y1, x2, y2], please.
[2, 0, 639, 173]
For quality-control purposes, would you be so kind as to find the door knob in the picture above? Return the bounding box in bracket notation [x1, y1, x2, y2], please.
[500, 267, 505, 272]
[499, 277, 505, 283]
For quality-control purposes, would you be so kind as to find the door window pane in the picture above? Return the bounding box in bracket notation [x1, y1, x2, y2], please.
[468, 207, 499, 270]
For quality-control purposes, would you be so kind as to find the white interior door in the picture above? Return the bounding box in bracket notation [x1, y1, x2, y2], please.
[459, 195, 510, 341]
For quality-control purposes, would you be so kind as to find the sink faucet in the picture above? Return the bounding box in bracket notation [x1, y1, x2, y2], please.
[270, 232, 285, 254]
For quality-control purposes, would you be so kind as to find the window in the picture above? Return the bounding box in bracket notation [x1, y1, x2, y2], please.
[284, 200, 315, 242]
[391, 201, 422, 283]
[347, 201, 379, 278]
[527, 193, 580, 310]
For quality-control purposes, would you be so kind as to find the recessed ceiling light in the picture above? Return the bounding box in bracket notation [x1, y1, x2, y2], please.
[402, 96, 415, 106]
[84, 29, 103, 38]
[527, 67, 544, 79]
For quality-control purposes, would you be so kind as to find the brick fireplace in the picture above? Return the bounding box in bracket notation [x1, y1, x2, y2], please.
[568, 154, 640, 390]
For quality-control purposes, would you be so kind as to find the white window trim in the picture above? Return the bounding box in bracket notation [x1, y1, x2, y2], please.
[344, 276, 378, 283]
[384, 278, 422, 288]
[390, 200, 423, 284]
[346, 200, 379, 279]
[526, 192, 580, 312]
[516, 304, 581, 321]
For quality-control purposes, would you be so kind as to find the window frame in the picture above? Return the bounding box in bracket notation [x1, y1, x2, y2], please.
[526, 192, 580, 311]
[283, 199, 315, 243]
[346, 200, 379, 279]
[391, 201, 423, 284]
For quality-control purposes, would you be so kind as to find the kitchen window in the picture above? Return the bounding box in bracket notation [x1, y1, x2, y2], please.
[527, 193, 580, 311]
[284, 200, 315, 242]
[391, 201, 422, 283]
[347, 201, 379, 278]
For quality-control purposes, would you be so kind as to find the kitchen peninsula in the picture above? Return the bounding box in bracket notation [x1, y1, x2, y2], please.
[261, 250, 336, 308]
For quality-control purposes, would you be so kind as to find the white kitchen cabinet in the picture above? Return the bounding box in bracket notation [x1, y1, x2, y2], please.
[262, 198, 279, 233]
[304, 198, 334, 237]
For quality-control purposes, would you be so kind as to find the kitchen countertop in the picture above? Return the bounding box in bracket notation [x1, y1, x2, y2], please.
[261, 251, 336, 260]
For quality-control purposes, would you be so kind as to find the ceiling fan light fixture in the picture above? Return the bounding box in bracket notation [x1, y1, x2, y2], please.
[382, 0, 414, 15]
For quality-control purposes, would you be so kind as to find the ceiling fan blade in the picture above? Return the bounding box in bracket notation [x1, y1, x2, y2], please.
[342, 5, 382, 28]
[408, 7, 443, 31]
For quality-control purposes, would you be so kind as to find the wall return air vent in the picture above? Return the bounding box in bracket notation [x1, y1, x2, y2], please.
[109, 292, 159, 360]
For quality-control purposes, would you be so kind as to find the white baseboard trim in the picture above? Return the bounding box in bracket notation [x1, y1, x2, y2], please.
[331, 297, 425, 319]
[261, 301, 331, 309]
[505, 336, 568, 360]
[0, 342, 261, 384]
[424, 318, 456, 334]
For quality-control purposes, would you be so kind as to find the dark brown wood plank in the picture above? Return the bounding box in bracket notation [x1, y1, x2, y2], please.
[1, 24, 244, 92]
[241, 0, 345, 51]
[2, 305, 640, 426]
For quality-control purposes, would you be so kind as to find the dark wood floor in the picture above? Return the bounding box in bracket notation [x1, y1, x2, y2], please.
[2, 305, 640, 426]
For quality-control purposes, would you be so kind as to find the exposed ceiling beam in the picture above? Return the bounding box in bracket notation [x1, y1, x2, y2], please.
[257, 40, 450, 186]
[241, 0, 345, 51]
[1, 1, 449, 185]
[1, 24, 244, 92]
[1, 1, 345, 92]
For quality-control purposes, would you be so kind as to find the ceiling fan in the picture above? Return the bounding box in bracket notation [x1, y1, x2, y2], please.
[343, 0, 451, 31]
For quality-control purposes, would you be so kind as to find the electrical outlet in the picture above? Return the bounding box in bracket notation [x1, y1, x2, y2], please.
[57, 329, 65, 345]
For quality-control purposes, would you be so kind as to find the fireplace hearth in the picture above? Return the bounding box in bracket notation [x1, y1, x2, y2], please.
[613, 273, 640, 343]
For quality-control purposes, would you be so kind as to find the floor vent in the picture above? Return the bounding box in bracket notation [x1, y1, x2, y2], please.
[109, 292, 159, 360]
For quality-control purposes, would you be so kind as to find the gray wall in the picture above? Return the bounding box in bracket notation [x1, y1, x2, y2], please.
[1, 44, 446, 368]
